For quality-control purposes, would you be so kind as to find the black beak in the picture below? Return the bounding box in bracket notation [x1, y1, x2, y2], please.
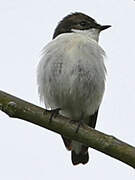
[99, 25, 111, 31]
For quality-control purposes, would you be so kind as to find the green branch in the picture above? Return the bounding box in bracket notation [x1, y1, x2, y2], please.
[0, 90, 135, 168]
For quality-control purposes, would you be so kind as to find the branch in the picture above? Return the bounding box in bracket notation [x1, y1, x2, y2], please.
[0, 90, 135, 168]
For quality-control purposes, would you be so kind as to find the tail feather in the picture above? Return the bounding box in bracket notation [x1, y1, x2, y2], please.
[72, 150, 89, 165]
[61, 110, 99, 165]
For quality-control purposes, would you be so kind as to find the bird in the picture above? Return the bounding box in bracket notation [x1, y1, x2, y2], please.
[37, 12, 110, 165]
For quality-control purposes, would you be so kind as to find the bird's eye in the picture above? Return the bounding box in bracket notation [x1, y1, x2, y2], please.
[80, 21, 87, 27]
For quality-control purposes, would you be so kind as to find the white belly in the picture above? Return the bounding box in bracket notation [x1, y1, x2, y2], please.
[37, 33, 106, 121]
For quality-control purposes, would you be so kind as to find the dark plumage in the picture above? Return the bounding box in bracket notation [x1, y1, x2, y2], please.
[53, 12, 99, 39]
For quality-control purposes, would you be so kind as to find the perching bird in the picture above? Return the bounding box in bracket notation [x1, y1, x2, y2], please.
[37, 12, 110, 165]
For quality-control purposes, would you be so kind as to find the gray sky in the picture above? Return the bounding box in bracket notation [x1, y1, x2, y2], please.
[0, 0, 135, 179]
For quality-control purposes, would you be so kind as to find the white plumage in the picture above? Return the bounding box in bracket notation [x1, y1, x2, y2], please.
[37, 30, 106, 122]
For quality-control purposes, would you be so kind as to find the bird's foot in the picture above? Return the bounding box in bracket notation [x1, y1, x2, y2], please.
[75, 120, 84, 133]
[49, 108, 61, 123]
[70, 119, 84, 133]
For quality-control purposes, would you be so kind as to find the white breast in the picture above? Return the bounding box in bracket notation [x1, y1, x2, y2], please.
[37, 32, 106, 121]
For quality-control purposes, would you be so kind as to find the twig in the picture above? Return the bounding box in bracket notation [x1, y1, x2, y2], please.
[0, 90, 135, 168]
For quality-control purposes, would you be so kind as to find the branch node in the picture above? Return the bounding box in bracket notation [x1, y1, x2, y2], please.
[4, 101, 17, 117]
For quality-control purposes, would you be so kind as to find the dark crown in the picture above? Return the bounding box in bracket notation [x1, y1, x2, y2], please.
[53, 12, 111, 39]
[53, 12, 97, 39]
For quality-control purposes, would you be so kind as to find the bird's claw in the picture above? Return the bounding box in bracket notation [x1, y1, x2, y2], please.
[70, 119, 84, 133]
[49, 108, 61, 123]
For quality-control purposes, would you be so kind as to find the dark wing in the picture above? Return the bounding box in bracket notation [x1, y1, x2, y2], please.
[88, 109, 99, 128]
[61, 135, 72, 151]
